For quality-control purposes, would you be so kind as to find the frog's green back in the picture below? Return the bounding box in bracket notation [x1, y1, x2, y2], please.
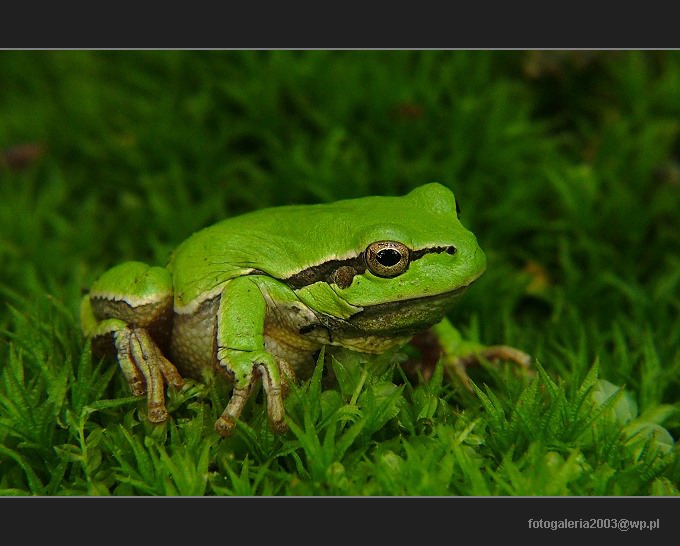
[169, 183, 467, 308]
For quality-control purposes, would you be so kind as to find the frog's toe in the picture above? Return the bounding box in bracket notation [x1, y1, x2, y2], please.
[261, 378, 287, 434]
[214, 417, 235, 437]
[215, 384, 253, 437]
[446, 345, 533, 391]
[277, 359, 296, 398]
[148, 404, 169, 423]
[214, 349, 290, 436]
[127, 377, 147, 397]
[110, 327, 185, 424]
[481, 345, 532, 369]
[155, 351, 185, 389]
[255, 358, 289, 433]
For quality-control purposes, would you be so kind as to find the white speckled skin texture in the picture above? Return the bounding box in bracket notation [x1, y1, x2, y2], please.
[170, 297, 220, 379]
[169, 287, 432, 383]
[170, 294, 325, 382]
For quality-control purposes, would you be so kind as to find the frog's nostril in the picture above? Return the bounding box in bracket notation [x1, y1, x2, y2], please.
[446, 246, 457, 255]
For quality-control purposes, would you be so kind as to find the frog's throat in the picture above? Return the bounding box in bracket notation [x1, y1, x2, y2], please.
[284, 245, 458, 290]
[326, 282, 474, 337]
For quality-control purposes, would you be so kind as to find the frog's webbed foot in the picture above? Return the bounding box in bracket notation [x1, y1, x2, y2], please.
[408, 319, 532, 392]
[214, 349, 288, 437]
[445, 344, 532, 391]
[113, 326, 185, 422]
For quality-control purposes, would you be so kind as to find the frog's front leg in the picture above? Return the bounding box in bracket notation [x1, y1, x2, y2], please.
[80, 262, 185, 422]
[213, 276, 287, 437]
[410, 318, 532, 390]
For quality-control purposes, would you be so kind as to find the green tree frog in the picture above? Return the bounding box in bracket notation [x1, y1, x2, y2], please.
[81, 183, 530, 436]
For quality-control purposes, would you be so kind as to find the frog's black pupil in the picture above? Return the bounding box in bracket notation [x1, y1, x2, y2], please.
[377, 249, 401, 267]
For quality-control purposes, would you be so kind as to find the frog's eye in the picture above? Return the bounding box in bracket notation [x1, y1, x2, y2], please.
[365, 241, 410, 278]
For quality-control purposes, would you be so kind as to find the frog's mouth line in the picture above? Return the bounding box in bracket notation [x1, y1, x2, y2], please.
[330, 279, 478, 339]
[352, 262, 484, 310]
[301, 274, 483, 339]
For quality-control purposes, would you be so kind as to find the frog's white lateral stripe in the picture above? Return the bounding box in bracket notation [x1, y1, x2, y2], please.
[89, 291, 170, 308]
[174, 284, 226, 315]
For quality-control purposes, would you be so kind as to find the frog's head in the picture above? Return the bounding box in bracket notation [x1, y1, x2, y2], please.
[291, 183, 486, 336]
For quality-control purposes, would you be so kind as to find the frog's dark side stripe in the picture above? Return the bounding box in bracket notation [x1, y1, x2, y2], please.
[284, 245, 457, 290]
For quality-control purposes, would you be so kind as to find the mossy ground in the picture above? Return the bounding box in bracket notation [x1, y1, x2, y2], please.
[0, 51, 679, 495]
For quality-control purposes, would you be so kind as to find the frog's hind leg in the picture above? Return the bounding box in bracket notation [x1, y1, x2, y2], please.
[408, 318, 532, 390]
[445, 344, 532, 391]
[80, 262, 184, 422]
[91, 319, 183, 422]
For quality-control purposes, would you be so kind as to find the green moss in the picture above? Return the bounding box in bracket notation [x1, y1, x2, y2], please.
[1, 51, 678, 495]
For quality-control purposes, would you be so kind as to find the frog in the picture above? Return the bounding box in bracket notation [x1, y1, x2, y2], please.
[80, 183, 531, 437]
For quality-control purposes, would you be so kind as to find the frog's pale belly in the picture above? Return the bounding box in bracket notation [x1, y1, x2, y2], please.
[170, 297, 220, 379]
[169, 295, 325, 381]
[169, 286, 465, 382]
